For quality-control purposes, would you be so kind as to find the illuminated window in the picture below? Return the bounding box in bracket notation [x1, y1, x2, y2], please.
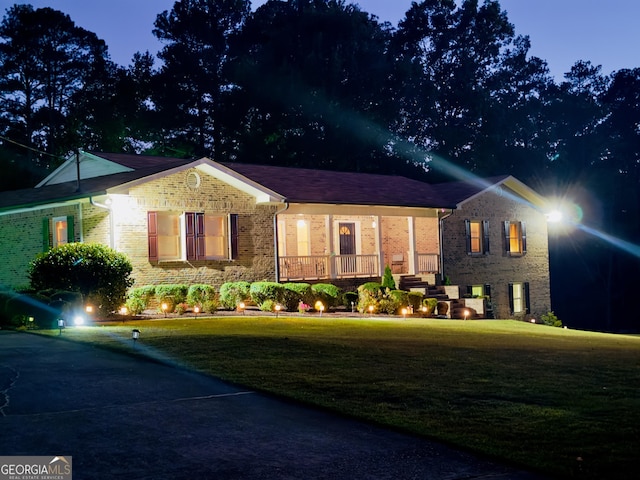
[148, 212, 238, 262]
[43, 216, 74, 250]
[504, 221, 526, 255]
[465, 220, 490, 254]
[52, 216, 68, 247]
[509, 282, 530, 314]
[296, 219, 310, 256]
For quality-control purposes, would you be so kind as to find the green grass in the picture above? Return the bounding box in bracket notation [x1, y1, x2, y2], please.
[37, 317, 640, 479]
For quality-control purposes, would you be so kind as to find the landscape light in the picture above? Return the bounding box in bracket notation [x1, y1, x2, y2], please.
[275, 304, 281, 317]
[73, 315, 85, 326]
[194, 305, 200, 317]
[401, 307, 408, 319]
[132, 328, 140, 346]
[463, 310, 469, 321]
[85, 305, 93, 314]
[368, 305, 374, 315]
[57, 318, 65, 335]
[238, 302, 245, 315]
[119, 306, 128, 316]
[161, 303, 168, 317]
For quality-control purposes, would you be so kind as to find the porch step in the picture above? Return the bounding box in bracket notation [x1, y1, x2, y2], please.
[398, 275, 430, 292]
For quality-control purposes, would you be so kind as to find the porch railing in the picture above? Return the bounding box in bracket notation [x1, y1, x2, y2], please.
[416, 253, 440, 274]
[279, 253, 438, 280]
[279, 254, 379, 280]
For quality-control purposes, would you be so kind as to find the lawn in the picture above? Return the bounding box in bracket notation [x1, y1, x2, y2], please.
[38, 316, 640, 479]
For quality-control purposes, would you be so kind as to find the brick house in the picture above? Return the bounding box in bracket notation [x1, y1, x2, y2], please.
[0, 152, 550, 318]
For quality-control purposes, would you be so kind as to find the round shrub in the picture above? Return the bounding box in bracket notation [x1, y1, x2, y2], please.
[187, 284, 216, 308]
[29, 243, 133, 315]
[282, 283, 313, 311]
[219, 281, 251, 309]
[250, 282, 285, 308]
[311, 283, 342, 310]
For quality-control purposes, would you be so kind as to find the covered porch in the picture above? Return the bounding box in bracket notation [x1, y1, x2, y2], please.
[276, 204, 441, 282]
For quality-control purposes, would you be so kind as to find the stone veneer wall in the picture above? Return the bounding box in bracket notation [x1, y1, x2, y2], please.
[441, 186, 551, 320]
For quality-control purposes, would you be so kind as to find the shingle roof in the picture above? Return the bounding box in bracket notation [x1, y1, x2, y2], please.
[220, 162, 449, 208]
[0, 153, 511, 212]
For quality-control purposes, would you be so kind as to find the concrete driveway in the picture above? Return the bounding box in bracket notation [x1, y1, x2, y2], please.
[0, 331, 546, 479]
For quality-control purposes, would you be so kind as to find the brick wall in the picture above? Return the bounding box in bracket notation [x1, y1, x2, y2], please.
[0, 205, 80, 288]
[108, 168, 278, 288]
[441, 186, 551, 319]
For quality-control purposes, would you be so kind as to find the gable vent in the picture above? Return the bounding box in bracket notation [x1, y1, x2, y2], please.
[186, 171, 201, 189]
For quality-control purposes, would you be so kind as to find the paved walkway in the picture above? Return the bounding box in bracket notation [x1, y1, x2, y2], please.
[0, 331, 547, 479]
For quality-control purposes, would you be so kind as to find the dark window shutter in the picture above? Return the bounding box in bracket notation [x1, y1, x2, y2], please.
[484, 284, 491, 298]
[521, 222, 527, 253]
[504, 221, 510, 253]
[195, 213, 206, 260]
[524, 282, 531, 314]
[466, 285, 473, 296]
[483, 220, 490, 254]
[66, 215, 75, 243]
[464, 219, 471, 254]
[230, 214, 239, 259]
[42, 218, 51, 251]
[508, 283, 514, 314]
[147, 212, 158, 262]
[185, 212, 196, 260]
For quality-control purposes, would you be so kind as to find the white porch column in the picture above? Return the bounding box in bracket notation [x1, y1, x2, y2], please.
[408, 216, 416, 275]
[374, 215, 383, 276]
[325, 214, 336, 278]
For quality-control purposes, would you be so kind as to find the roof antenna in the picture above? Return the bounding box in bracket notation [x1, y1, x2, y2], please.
[75, 149, 81, 192]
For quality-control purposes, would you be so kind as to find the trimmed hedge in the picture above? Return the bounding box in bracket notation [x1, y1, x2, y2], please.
[219, 281, 251, 309]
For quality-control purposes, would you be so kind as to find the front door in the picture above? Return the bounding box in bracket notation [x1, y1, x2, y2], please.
[339, 222, 356, 273]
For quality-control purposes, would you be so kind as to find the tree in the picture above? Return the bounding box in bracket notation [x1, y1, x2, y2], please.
[151, 0, 251, 160]
[29, 243, 134, 316]
[0, 4, 112, 168]
[225, 0, 417, 174]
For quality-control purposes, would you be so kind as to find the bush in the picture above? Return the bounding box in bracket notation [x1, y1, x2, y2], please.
[250, 282, 285, 308]
[187, 284, 217, 308]
[282, 283, 313, 311]
[219, 281, 251, 309]
[357, 282, 383, 313]
[201, 297, 220, 314]
[408, 291, 423, 310]
[126, 286, 156, 315]
[28, 243, 133, 315]
[541, 311, 563, 327]
[343, 291, 358, 310]
[381, 265, 396, 289]
[422, 297, 438, 316]
[260, 299, 277, 312]
[153, 284, 188, 313]
[0, 288, 58, 329]
[311, 283, 342, 310]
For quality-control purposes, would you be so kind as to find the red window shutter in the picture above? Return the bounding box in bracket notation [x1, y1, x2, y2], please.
[230, 214, 239, 259]
[148, 212, 158, 262]
[195, 213, 206, 260]
[185, 212, 196, 260]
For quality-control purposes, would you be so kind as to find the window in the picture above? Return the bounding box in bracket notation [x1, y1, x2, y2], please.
[43, 216, 75, 250]
[465, 220, 490, 254]
[296, 219, 310, 256]
[467, 284, 491, 298]
[504, 221, 526, 255]
[508, 282, 530, 314]
[148, 211, 238, 262]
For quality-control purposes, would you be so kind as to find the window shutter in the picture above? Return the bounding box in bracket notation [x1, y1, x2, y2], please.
[464, 220, 471, 254]
[508, 283, 514, 314]
[521, 222, 527, 253]
[66, 215, 75, 243]
[484, 284, 491, 298]
[524, 282, 531, 314]
[185, 212, 196, 260]
[147, 212, 158, 262]
[195, 213, 206, 260]
[466, 285, 473, 296]
[42, 218, 51, 251]
[229, 214, 239, 259]
[483, 220, 490, 254]
[503, 221, 510, 253]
